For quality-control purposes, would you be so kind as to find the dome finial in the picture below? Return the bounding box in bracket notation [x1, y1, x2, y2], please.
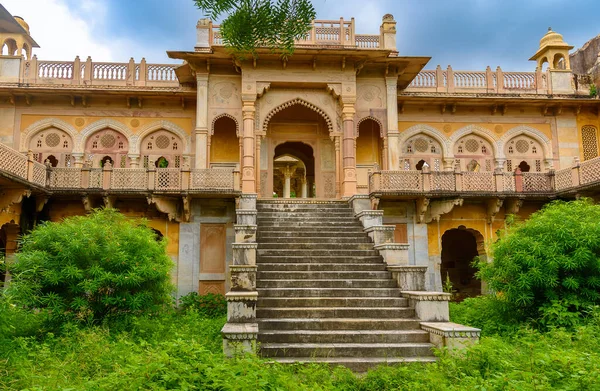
[548, 27, 552, 32]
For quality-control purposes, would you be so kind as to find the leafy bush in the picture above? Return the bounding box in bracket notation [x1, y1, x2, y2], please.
[478, 199, 600, 328]
[450, 295, 520, 336]
[6, 209, 174, 327]
[179, 292, 227, 318]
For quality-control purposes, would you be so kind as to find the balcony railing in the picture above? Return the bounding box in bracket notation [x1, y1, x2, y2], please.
[369, 158, 599, 196]
[17, 56, 180, 88]
[406, 65, 551, 95]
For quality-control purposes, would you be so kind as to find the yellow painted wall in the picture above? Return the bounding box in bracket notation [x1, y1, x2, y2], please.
[211, 117, 239, 163]
[576, 112, 600, 161]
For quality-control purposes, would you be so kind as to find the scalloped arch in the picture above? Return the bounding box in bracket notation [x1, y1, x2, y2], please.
[20, 118, 78, 153]
[449, 125, 499, 157]
[136, 120, 191, 154]
[356, 116, 384, 138]
[398, 124, 452, 157]
[212, 113, 240, 138]
[500, 125, 552, 160]
[262, 98, 333, 134]
[77, 119, 135, 153]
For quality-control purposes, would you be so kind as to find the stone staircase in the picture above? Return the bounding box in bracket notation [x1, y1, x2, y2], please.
[255, 200, 436, 371]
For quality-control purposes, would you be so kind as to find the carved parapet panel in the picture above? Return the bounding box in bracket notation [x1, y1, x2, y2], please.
[364, 225, 395, 245]
[355, 210, 383, 229]
[373, 243, 409, 266]
[402, 291, 451, 322]
[388, 265, 427, 291]
[420, 322, 481, 351]
[232, 243, 257, 266]
[236, 209, 257, 225]
[234, 224, 257, 243]
[230, 265, 257, 291]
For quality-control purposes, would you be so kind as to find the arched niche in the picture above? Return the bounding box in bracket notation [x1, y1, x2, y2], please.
[401, 133, 443, 171]
[453, 134, 495, 172]
[356, 118, 383, 193]
[28, 127, 74, 167]
[441, 226, 485, 300]
[84, 128, 129, 168]
[140, 129, 184, 169]
[210, 115, 240, 169]
[504, 134, 544, 172]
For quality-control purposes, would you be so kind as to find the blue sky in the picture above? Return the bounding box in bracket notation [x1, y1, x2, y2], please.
[3, 0, 600, 71]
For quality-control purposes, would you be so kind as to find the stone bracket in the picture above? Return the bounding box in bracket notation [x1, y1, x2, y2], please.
[420, 322, 481, 351]
[402, 291, 451, 322]
[416, 197, 430, 223]
[103, 195, 117, 209]
[486, 198, 504, 223]
[81, 195, 93, 212]
[36, 195, 49, 213]
[422, 198, 464, 224]
[147, 195, 178, 221]
[505, 198, 523, 216]
[182, 195, 191, 222]
[0, 189, 30, 213]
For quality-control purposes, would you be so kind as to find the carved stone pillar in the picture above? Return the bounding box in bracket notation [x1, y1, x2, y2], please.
[386, 76, 400, 170]
[342, 107, 357, 197]
[128, 154, 140, 168]
[242, 101, 256, 193]
[334, 135, 341, 198]
[301, 177, 307, 198]
[195, 73, 209, 169]
[382, 137, 389, 170]
[279, 165, 296, 198]
[255, 135, 262, 196]
[443, 158, 455, 171]
[72, 153, 84, 168]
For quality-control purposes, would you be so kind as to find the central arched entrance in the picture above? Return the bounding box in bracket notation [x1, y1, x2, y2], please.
[273, 142, 315, 198]
[441, 226, 484, 299]
[260, 102, 336, 198]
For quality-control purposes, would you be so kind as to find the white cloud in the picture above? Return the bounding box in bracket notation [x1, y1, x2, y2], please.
[2, 0, 121, 61]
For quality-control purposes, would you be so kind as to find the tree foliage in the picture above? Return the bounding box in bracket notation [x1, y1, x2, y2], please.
[6, 209, 174, 326]
[478, 199, 600, 328]
[193, 0, 316, 56]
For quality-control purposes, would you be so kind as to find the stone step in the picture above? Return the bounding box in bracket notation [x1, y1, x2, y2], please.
[257, 287, 402, 298]
[258, 226, 365, 232]
[258, 231, 367, 238]
[264, 357, 437, 372]
[257, 279, 397, 289]
[257, 307, 414, 319]
[258, 329, 430, 344]
[258, 317, 419, 330]
[258, 249, 380, 257]
[258, 243, 375, 250]
[257, 203, 349, 209]
[258, 263, 386, 272]
[257, 221, 363, 227]
[257, 271, 391, 280]
[257, 216, 358, 223]
[257, 211, 355, 217]
[260, 342, 433, 358]
[257, 256, 384, 264]
[257, 297, 407, 308]
[258, 237, 372, 244]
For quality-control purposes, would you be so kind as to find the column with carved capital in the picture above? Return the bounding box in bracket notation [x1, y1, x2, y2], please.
[334, 135, 341, 198]
[195, 73, 209, 169]
[255, 135, 262, 196]
[128, 154, 140, 168]
[242, 101, 256, 193]
[386, 76, 400, 170]
[342, 106, 357, 196]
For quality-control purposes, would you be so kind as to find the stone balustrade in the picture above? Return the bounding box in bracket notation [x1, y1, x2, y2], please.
[406, 65, 552, 94]
[369, 158, 600, 196]
[12, 56, 180, 88]
[209, 18, 381, 50]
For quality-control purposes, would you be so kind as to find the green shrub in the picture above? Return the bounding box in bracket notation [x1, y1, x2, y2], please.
[179, 292, 227, 318]
[450, 295, 520, 336]
[478, 199, 600, 328]
[6, 208, 174, 328]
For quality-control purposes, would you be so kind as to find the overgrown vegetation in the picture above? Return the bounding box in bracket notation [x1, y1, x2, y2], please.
[5, 209, 174, 329]
[179, 292, 227, 318]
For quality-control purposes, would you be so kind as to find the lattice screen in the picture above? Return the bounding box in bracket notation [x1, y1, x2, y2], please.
[582, 125, 599, 161]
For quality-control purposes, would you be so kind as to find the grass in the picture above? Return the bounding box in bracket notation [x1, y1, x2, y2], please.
[2, 304, 600, 390]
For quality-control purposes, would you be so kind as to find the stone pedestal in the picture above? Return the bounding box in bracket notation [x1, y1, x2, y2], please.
[236, 209, 257, 225]
[355, 210, 383, 229]
[420, 322, 481, 351]
[402, 291, 451, 322]
[222, 291, 258, 356]
[389, 265, 427, 290]
[374, 243, 409, 265]
[348, 194, 370, 215]
[364, 225, 395, 245]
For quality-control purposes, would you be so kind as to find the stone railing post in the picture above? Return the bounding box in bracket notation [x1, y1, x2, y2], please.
[454, 164, 463, 192]
[127, 58, 135, 86]
[83, 56, 92, 83]
[514, 167, 523, 192]
[421, 164, 431, 192]
[73, 56, 81, 84]
[138, 58, 147, 87]
[180, 166, 190, 191]
[548, 169, 556, 191]
[102, 161, 112, 190]
[446, 65, 454, 93]
[494, 168, 504, 192]
[379, 14, 397, 52]
[196, 18, 212, 49]
[435, 65, 445, 93]
[496, 66, 504, 93]
[535, 67, 544, 93]
[485, 66, 494, 92]
[233, 169, 241, 191]
[369, 164, 381, 193]
[147, 167, 156, 191]
[81, 166, 90, 188]
[23, 54, 37, 83]
[26, 150, 34, 182]
[572, 157, 581, 187]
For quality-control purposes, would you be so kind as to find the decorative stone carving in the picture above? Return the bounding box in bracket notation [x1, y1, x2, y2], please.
[402, 291, 451, 322]
[486, 198, 504, 223]
[423, 198, 464, 223]
[147, 196, 178, 221]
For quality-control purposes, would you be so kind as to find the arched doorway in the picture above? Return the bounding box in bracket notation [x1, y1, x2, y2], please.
[356, 118, 383, 193]
[441, 227, 483, 299]
[273, 142, 315, 198]
[262, 103, 335, 198]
